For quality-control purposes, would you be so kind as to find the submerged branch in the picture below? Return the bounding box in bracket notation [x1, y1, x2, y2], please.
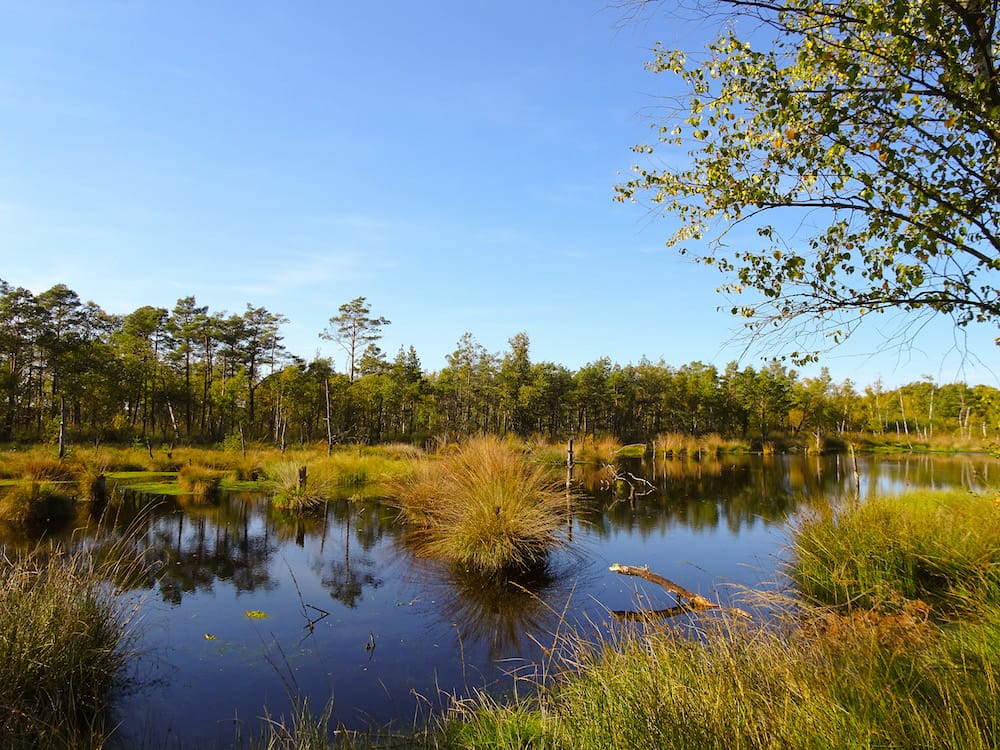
[609, 562, 752, 620]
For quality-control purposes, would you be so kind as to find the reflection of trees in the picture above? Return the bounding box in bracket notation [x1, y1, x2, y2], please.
[573, 453, 1000, 540]
[309, 500, 388, 608]
[860, 453, 998, 498]
[575, 455, 842, 538]
[107, 492, 277, 605]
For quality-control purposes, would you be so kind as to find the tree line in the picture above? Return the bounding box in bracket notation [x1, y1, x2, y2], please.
[2, 279, 998, 449]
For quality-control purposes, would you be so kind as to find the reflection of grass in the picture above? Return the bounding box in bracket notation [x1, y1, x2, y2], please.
[392, 437, 569, 577]
[437, 565, 556, 656]
[0, 482, 75, 527]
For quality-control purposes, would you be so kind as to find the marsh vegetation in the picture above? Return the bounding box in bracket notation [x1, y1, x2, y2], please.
[0, 537, 144, 749]
[0, 442, 997, 748]
[392, 436, 570, 576]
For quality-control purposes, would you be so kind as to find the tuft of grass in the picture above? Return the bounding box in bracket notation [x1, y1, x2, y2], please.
[250, 698, 337, 750]
[268, 462, 335, 512]
[177, 464, 223, 503]
[0, 448, 74, 481]
[441, 692, 556, 749]
[789, 490, 1000, 614]
[392, 436, 570, 577]
[573, 435, 622, 465]
[78, 464, 109, 503]
[0, 539, 144, 749]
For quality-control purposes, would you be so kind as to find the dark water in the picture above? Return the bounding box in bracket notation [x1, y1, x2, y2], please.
[3, 452, 997, 747]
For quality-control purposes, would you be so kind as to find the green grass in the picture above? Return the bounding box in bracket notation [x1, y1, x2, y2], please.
[0, 539, 144, 749]
[392, 436, 570, 577]
[789, 489, 1000, 614]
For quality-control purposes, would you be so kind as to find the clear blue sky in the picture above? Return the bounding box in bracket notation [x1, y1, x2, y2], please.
[1, 1, 996, 389]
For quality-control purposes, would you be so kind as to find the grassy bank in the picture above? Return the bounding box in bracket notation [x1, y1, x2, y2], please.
[0, 540, 143, 749]
[792, 490, 1000, 614]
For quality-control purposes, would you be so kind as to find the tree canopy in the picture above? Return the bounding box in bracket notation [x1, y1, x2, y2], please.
[1, 279, 998, 446]
[616, 0, 1000, 362]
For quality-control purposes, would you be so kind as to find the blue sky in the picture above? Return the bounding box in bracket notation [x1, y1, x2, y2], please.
[1, 1, 996, 389]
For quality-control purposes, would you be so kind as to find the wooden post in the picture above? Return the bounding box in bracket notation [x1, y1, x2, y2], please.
[566, 439, 575, 490]
[297, 465, 308, 492]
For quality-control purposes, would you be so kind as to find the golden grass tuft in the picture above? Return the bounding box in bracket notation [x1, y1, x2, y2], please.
[267, 462, 333, 512]
[392, 436, 570, 576]
[176, 465, 223, 503]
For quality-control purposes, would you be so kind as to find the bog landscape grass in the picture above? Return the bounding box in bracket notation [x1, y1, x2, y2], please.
[392, 436, 570, 576]
[0, 538, 144, 749]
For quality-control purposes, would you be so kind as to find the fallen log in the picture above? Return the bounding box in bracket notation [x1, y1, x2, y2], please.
[609, 562, 752, 620]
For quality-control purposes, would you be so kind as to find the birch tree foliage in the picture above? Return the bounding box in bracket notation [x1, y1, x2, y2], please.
[615, 0, 1000, 363]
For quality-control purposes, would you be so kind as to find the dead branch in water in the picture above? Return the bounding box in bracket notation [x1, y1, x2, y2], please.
[600, 465, 656, 501]
[609, 562, 752, 621]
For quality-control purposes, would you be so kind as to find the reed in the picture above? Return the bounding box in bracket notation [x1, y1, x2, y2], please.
[392, 436, 569, 576]
[0, 539, 143, 749]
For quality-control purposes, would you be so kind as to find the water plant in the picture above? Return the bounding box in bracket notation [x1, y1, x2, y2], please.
[392, 436, 570, 576]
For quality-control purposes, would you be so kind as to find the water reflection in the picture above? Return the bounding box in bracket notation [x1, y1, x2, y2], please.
[402, 556, 580, 660]
[305, 501, 394, 608]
